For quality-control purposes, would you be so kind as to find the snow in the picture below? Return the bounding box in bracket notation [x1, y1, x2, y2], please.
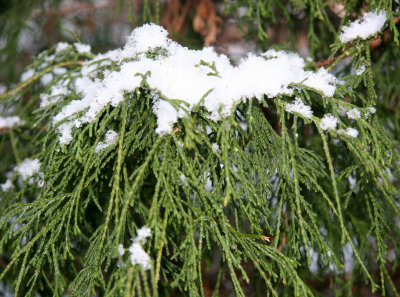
[344, 128, 359, 137]
[347, 108, 361, 120]
[355, 65, 366, 75]
[0, 116, 24, 129]
[118, 244, 125, 256]
[127, 226, 152, 270]
[128, 243, 151, 270]
[0, 84, 6, 95]
[74, 43, 91, 54]
[1, 179, 14, 192]
[180, 174, 188, 186]
[15, 158, 41, 181]
[365, 107, 376, 119]
[40, 73, 53, 86]
[55, 42, 70, 53]
[340, 127, 359, 138]
[51, 24, 339, 144]
[40, 85, 69, 107]
[339, 10, 387, 43]
[94, 130, 118, 153]
[20, 68, 35, 82]
[211, 143, 220, 154]
[319, 114, 338, 131]
[121, 23, 171, 57]
[285, 98, 313, 119]
[117, 226, 151, 269]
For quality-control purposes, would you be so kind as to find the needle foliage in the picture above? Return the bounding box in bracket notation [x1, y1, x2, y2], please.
[0, 1, 400, 297]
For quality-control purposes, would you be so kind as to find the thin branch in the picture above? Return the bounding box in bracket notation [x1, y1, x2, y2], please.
[0, 61, 83, 101]
[316, 17, 399, 68]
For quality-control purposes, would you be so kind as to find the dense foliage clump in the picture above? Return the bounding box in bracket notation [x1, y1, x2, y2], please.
[0, 1, 400, 297]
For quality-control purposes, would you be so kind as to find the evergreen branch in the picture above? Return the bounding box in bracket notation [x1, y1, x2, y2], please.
[318, 128, 378, 291]
[0, 61, 83, 101]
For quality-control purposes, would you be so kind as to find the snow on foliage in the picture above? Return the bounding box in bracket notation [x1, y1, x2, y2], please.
[94, 130, 119, 153]
[51, 23, 340, 144]
[16, 158, 41, 181]
[128, 243, 151, 270]
[344, 128, 359, 138]
[285, 98, 313, 119]
[339, 10, 387, 43]
[320, 114, 338, 131]
[74, 43, 91, 54]
[116, 226, 152, 270]
[1, 179, 14, 192]
[347, 108, 361, 120]
[0, 116, 25, 129]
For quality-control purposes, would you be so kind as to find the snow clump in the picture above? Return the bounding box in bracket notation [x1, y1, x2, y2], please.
[50, 23, 339, 145]
[347, 108, 361, 120]
[339, 10, 387, 43]
[94, 130, 118, 153]
[16, 158, 41, 181]
[1, 179, 14, 192]
[0, 116, 25, 129]
[129, 226, 152, 270]
[344, 128, 359, 138]
[117, 226, 152, 270]
[285, 98, 313, 119]
[320, 114, 338, 131]
[74, 43, 91, 55]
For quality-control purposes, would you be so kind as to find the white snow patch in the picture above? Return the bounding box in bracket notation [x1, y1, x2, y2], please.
[15, 158, 41, 181]
[40, 85, 69, 107]
[128, 226, 152, 270]
[0, 84, 6, 95]
[40, 73, 54, 86]
[94, 130, 118, 153]
[347, 108, 361, 120]
[74, 43, 91, 54]
[339, 10, 387, 43]
[20, 68, 35, 82]
[285, 98, 313, 119]
[55, 42, 70, 53]
[52, 24, 339, 143]
[355, 65, 366, 75]
[121, 23, 171, 58]
[341, 127, 359, 138]
[1, 179, 14, 192]
[365, 106, 376, 119]
[320, 114, 338, 131]
[0, 116, 25, 129]
[118, 244, 125, 256]
[211, 143, 220, 154]
[180, 174, 188, 186]
[129, 243, 151, 270]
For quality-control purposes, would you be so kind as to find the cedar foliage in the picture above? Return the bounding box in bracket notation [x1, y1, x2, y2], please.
[0, 1, 400, 297]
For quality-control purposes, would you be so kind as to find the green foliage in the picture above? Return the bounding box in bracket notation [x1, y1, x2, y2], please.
[0, 1, 400, 297]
